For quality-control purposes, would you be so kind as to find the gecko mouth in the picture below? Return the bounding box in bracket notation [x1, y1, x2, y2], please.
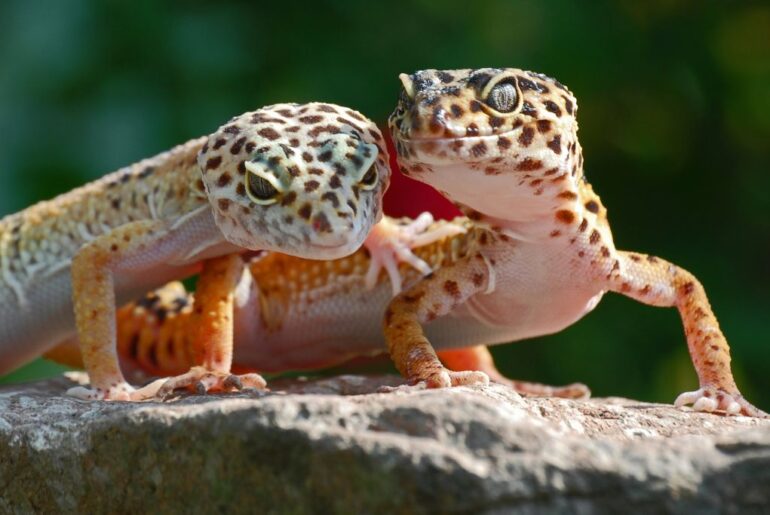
[393, 127, 519, 146]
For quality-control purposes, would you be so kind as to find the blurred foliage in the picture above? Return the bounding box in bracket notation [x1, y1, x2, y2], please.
[1, 0, 768, 409]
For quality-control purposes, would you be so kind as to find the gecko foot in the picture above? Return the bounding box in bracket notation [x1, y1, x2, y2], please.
[364, 213, 466, 295]
[380, 369, 490, 393]
[416, 367, 491, 389]
[674, 387, 768, 418]
[150, 366, 268, 399]
[67, 381, 141, 401]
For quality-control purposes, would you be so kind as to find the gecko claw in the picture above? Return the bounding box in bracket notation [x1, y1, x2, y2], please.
[223, 374, 243, 391]
[363, 214, 466, 295]
[675, 387, 768, 417]
[152, 366, 268, 399]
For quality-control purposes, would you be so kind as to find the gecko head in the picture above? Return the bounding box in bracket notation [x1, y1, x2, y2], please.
[388, 68, 584, 214]
[198, 103, 390, 259]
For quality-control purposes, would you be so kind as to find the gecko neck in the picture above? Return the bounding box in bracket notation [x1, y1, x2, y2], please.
[438, 160, 585, 243]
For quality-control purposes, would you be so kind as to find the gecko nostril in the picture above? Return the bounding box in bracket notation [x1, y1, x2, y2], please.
[312, 212, 332, 234]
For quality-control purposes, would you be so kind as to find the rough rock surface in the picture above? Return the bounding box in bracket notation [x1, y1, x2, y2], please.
[1, 373, 769, 514]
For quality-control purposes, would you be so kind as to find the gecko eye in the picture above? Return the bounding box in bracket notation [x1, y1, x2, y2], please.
[245, 171, 279, 205]
[485, 79, 518, 113]
[358, 164, 378, 190]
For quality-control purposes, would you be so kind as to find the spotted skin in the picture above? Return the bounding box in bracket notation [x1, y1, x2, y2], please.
[0, 102, 419, 400]
[385, 68, 764, 417]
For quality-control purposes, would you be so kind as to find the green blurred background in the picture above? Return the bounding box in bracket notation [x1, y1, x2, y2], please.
[1, 0, 768, 408]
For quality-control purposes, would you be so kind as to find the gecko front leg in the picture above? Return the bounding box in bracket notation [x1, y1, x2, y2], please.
[149, 254, 267, 398]
[608, 251, 767, 417]
[67, 220, 184, 400]
[383, 253, 492, 387]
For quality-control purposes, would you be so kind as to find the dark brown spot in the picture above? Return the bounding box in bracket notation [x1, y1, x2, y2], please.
[647, 255, 659, 264]
[450, 104, 464, 117]
[550, 230, 561, 237]
[257, 127, 281, 141]
[217, 173, 232, 188]
[585, 200, 599, 213]
[299, 115, 323, 124]
[589, 229, 601, 244]
[318, 150, 333, 162]
[230, 137, 247, 154]
[298, 203, 312, 220]
[536, 120, 551, 133]
[544, 100, 562, 117]
[280, 191, 297, 206]
[329, 175, 342, 189]
[515, 158, 542, 171]
[469, 100, 482, 112]
[443, 280, 461, 299]
[235, 182, 246, 197]
[517, 127, 534, 146]
[321, 191, 339, 207]
[466, 123, 480, 137]
[563, 96, 574, 115]
[302, 152, 313, 163]
[223, 125, 240, 134]
[600, 246, 610, 258]
[218, 199, 230, 211]
[489, 117, 504, 128]
[205, 156, 222, 171]
[547, 135, 561, 154]
[470, 142, 487, 157]
[555, 210, 575, 224]
[304, 180, 320, 192]
[680, 282, 695, 296]
[557, 191, 577, 200]
[472, 273, 485, 287]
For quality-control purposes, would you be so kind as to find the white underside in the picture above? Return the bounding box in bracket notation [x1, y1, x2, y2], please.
[234, 238, 606, 372]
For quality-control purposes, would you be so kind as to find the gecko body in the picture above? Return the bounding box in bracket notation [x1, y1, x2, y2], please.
[0, 102, 442, 399]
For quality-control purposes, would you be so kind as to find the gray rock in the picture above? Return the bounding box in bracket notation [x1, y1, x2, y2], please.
[1, 373, 768, 514]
